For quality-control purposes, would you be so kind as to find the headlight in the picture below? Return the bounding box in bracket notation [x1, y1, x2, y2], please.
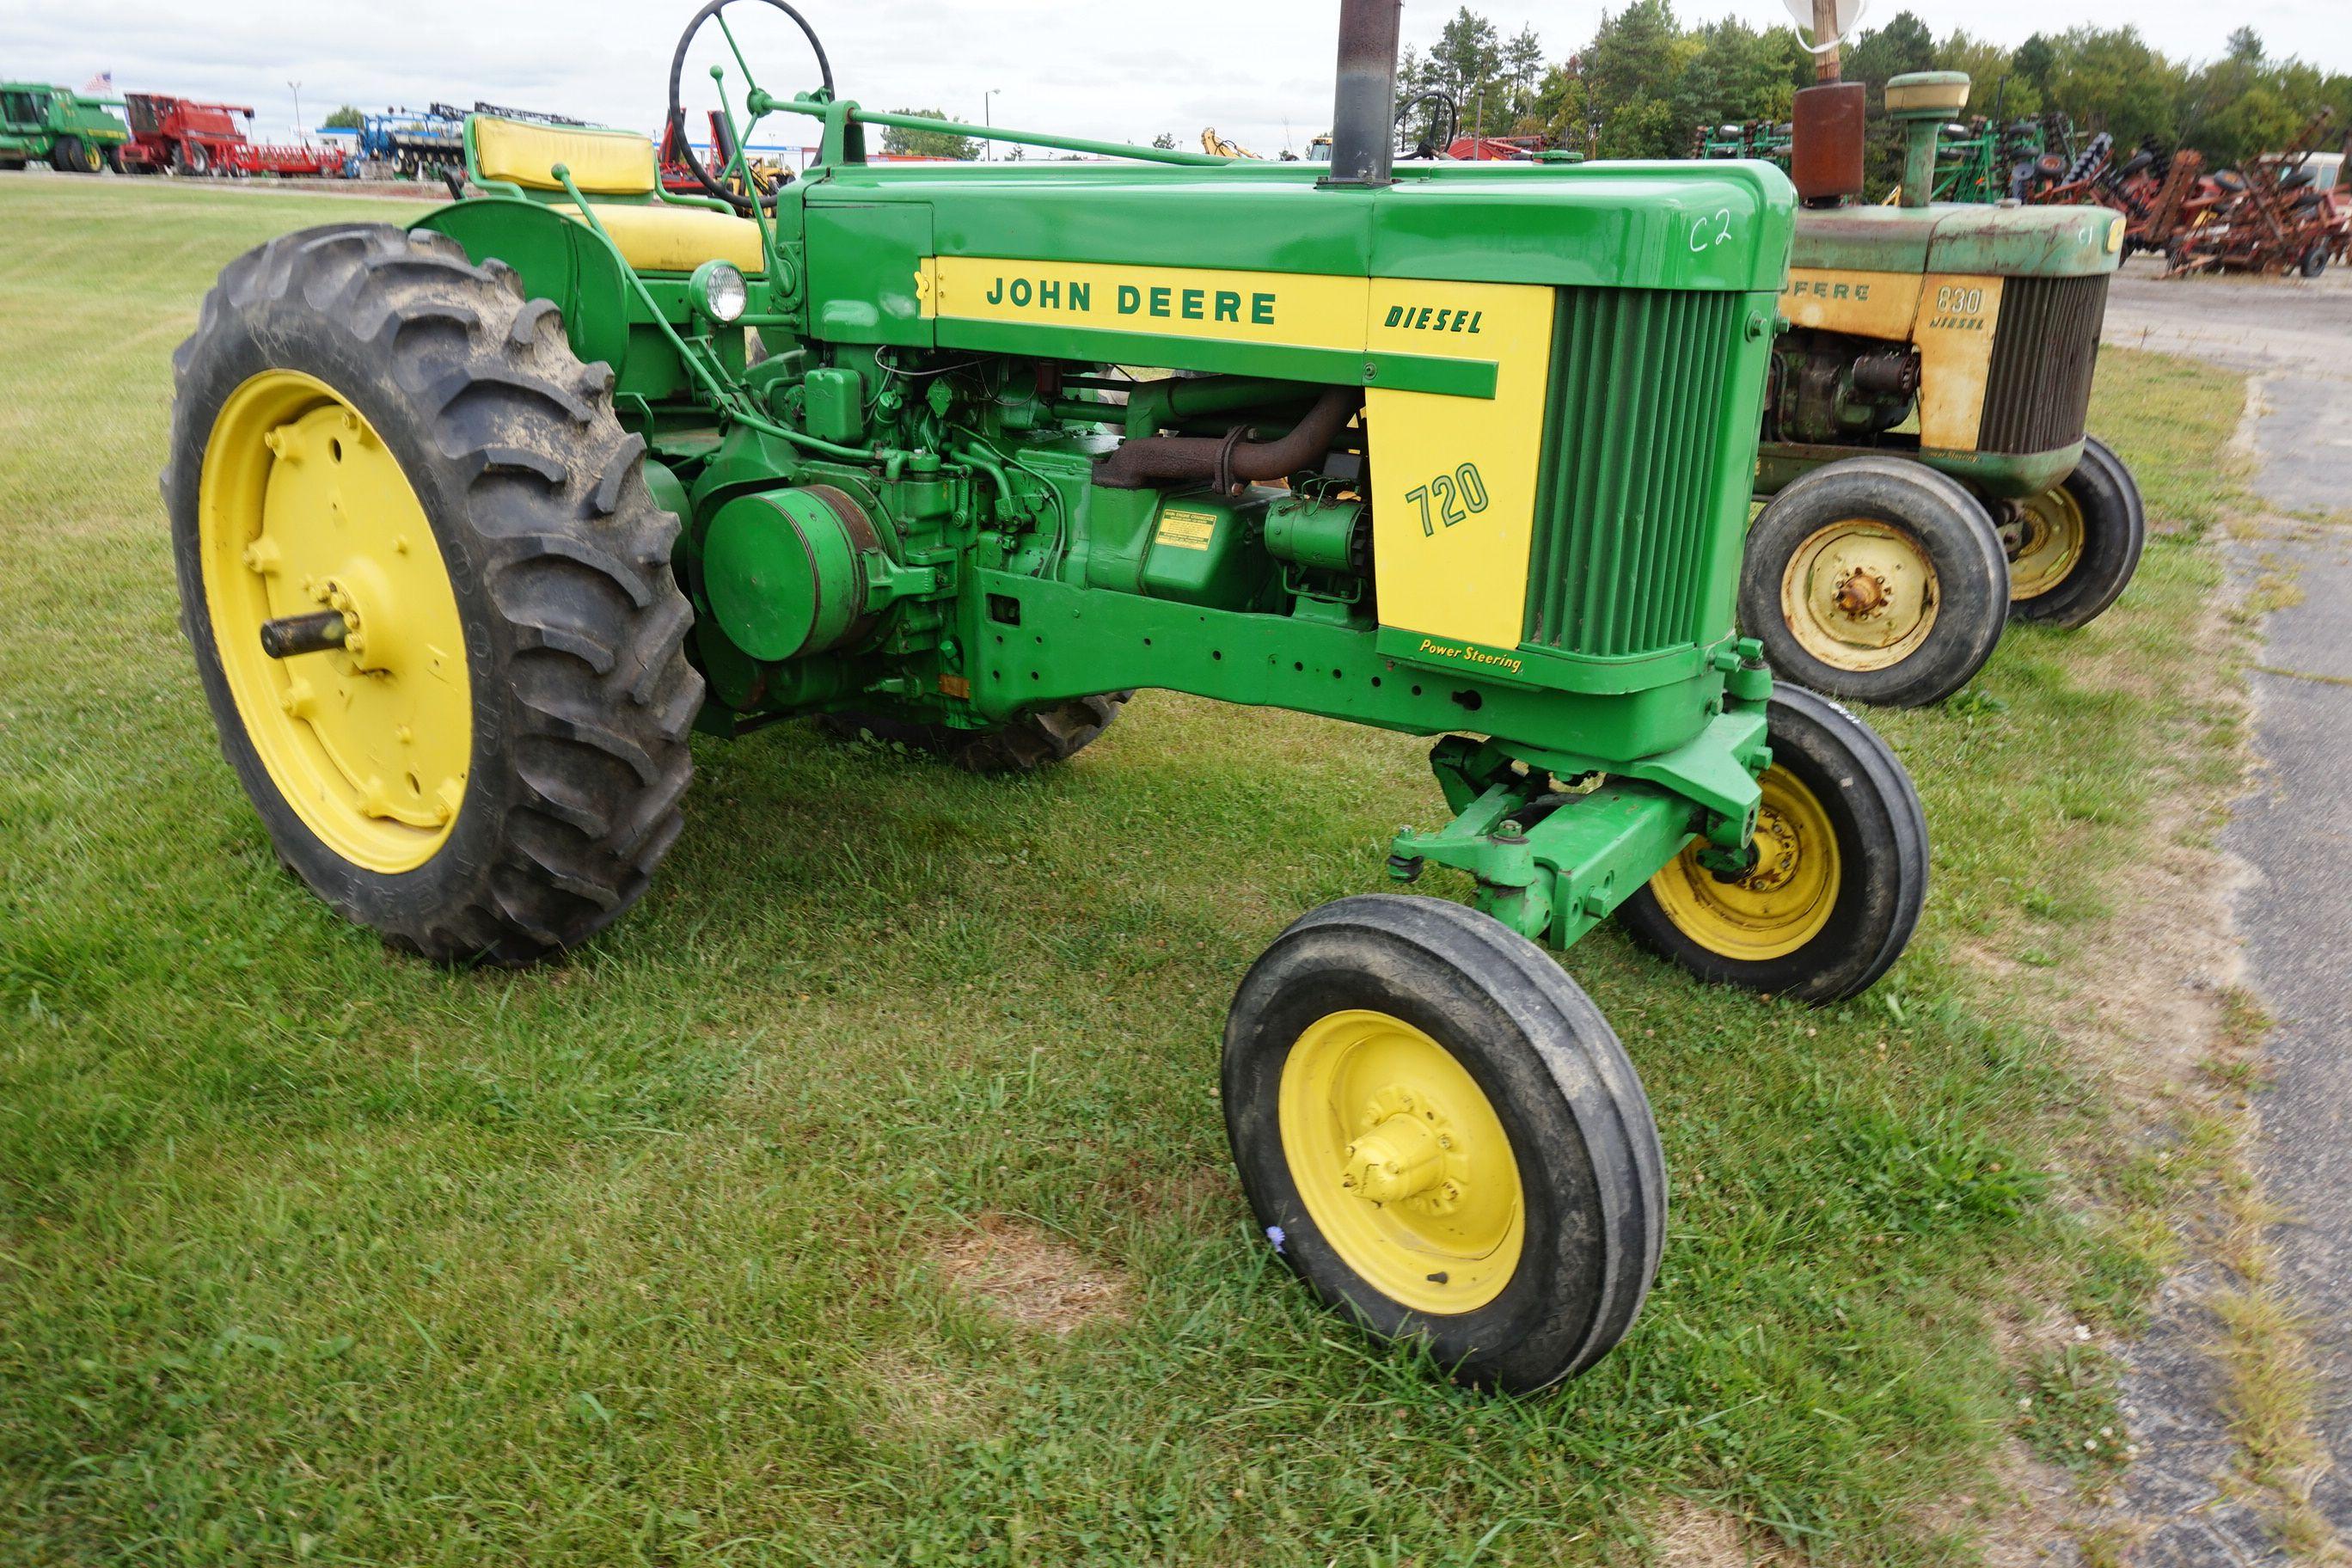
[691, 260, 749, 324]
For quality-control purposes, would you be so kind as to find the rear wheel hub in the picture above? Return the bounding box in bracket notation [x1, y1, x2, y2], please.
[198, 370, 472, 872]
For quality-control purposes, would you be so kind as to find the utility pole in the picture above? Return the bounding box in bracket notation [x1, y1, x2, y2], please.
[289, 80, 303, 138]
[983, 89, 999, 162]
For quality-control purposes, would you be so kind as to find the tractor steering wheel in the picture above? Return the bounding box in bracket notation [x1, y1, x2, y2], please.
[1397, 91, 1460, 161]
[665, 0, 834, 213]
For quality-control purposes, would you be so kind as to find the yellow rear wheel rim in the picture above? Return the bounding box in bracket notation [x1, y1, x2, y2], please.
[2005, 486, 2086, 600]
[197, 370, 471, 873]
[1648, 766, 1841, 961]
[1277, 1008, 1524, 1314]
[1780, 518, 1939, 671]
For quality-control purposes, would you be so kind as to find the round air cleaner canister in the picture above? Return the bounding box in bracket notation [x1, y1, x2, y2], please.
[701, 485, 880, 661]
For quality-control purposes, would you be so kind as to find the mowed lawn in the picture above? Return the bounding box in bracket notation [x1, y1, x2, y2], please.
[0, 177, 2247, 1565]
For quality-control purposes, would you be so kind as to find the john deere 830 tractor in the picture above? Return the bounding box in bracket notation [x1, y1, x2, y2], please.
[166, 0, 1927, 1390]
[1737, 65, 2145, 707]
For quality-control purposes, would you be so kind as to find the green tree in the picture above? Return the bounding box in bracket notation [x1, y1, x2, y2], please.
[1429, 7, 1504, 98]
[1570, 0, 1698, 159]
[1503, 25, 1547, 119]
[322, 104, 364, 132]
[879, 110, 978, 161]
[2012, 34, 2058, 99]
[1150, 132, 1178, 150]
[2032, 28, 2181, 150]
[1933, 32, 2038, 120]
[1670, 17, 1805, 147]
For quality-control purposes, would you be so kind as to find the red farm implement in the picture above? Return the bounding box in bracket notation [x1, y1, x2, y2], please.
[119, 94, 348, 178]
[2165, 112, 2349, 278]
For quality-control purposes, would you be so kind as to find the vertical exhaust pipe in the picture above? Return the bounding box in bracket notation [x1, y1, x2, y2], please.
[1325, 0, 1402, 188]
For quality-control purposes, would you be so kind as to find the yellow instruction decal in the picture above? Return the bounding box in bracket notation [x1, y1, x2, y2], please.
[1155, 508, 1219, 551]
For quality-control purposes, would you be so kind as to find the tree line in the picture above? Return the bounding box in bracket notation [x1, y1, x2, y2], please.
[1403, 4, 2352, 172]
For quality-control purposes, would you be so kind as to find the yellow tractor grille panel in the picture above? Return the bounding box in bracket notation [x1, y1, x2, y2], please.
[1523, 287, 1740, 658]
[1979, 274, 2108, 455]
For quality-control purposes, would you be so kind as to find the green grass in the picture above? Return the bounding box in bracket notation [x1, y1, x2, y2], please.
[0, 177, 2251, 1565]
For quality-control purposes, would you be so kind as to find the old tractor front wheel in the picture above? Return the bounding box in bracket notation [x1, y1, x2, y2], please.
[1742, 456, 2009, 707]
[165, 224, 701, 964]
[1615, 683, 1926, 1004]
[1223, 895, 1664, 1392]
[2003, 436, 2146, 628]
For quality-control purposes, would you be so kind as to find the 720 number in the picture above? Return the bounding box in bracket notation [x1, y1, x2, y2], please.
[1405, 462, 1490, 537]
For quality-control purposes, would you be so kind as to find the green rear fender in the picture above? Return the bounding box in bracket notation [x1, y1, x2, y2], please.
[412, 199, 640, 385]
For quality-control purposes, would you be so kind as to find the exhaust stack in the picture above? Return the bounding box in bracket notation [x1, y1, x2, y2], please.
[1325, 0, 1402, 188]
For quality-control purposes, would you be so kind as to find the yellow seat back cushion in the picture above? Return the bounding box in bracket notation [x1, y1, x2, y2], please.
[550, 204, 768, 275]
[475, 117, 658, 196]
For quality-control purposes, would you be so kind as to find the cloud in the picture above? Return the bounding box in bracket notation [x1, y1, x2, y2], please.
[6, 0, 2341, 152]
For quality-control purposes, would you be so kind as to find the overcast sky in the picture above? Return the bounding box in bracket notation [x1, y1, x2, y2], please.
[7, 1, 2349, 156]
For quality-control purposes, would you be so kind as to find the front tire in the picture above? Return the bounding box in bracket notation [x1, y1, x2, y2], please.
[1223, 895, 1664, 1393]
[1615, 683, 1926, 1004]
[1743, 456, 2010, 708]
[53, 135, 93, 173]
[2003, 436, 2146, 628]
[165, 224, 701, 964]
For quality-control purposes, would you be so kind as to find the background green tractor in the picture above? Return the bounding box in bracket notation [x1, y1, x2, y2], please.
[0, 82, 130, 173]
[1740, 67, 2144, 708]
[163, 0, 1928, 1392]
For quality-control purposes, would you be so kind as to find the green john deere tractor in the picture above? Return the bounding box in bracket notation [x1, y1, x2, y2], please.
[0, 81, 129, 173]
[1741, 70, 2144, 708]
[166, 0, 1928, 1391]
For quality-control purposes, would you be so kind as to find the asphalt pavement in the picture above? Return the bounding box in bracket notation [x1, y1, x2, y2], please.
[2103, 254, 2352, 1560]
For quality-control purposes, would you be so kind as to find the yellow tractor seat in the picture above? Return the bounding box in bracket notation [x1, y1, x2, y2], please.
[548, 203, 767, 275]
[471, 114, 766, 276]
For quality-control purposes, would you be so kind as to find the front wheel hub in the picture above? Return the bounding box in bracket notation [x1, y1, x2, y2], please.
[1781, 518, 1939, 671]
[1278, 1011, 1522, 1312]
[1343, 1098, 1449, 1205]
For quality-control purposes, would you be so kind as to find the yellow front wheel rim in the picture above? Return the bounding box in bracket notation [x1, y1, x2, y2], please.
[1780, 519, 1939, 671]
[197, 370, 471, 873]
[2005, 487, 2086, 600]
[1278, 1009, 1524, 1314]
[1648, 766, 1841, 961]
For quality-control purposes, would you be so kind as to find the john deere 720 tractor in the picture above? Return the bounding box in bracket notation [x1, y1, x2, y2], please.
[1736, 68, 2145, 707]
[166, 0, 1927, 1390]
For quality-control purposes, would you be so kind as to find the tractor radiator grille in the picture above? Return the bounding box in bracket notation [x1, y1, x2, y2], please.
[1978, 274, 2109, 454]
[1523, 286, 1739, 658]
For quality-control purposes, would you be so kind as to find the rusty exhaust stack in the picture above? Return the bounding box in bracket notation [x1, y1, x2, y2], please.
[1325, 0, 1402, 188]
[1788, 0, 1864, 206]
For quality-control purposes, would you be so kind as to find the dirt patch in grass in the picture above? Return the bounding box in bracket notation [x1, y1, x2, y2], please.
[933, 1214, 1129, 1333]
[855, 1341, 996, 1439]
[1647, 1504, 1791, 1566]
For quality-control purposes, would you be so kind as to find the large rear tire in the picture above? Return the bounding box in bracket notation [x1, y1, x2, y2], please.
[1223, 895, 1664, 1393]
[2003, 435, 2146, 628]
[818, 692, 1131, 774]
[166, 224, 701, 964]
[1614, 683, 1926, 1004]
[1743, 456, 2010, 708]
